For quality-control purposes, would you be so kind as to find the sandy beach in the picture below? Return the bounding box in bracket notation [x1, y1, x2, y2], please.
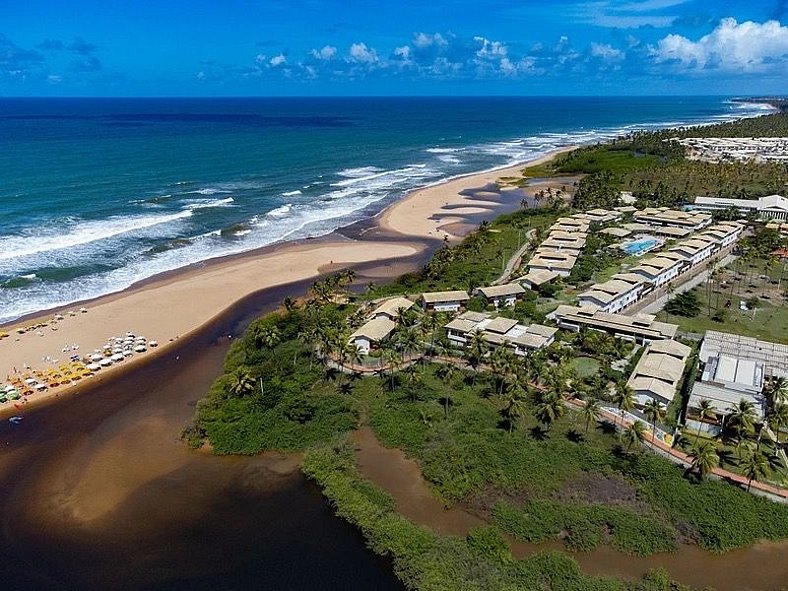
[0, 147, 574, 417]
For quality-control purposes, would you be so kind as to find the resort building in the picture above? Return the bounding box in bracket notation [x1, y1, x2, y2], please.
[577, 208, 622, 225]
[577, 277, 644, 314]
[516, 270, 559, 290]
[615, 205, 638, 214]
[667, 237, 717, 267]
[686, 331, 788, 435]
[444, 311, 556, 356]
[627, 339, 691, 407]
[475, 283, 526, 309]
[551, 305, 679, 343]
[630, 255, 684, 287]
[700, 222, 744, 248]
[675, 137, 788, 163]
[766, 221, 788, 237]
[540, 232, 587, 252]
[349, 318, 396, 355]
[527, 249, 578, 278]
[550, 217, 590, 234]
[632, 208, 712, 232]
[600, 227, 632, 239]
[622, 223, 692, 239]
[420, 290, 470, 313]
[691, 194, 788, 221]
[370, 297, 414, 321]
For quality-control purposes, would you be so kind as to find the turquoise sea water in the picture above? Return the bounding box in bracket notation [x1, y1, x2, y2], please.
[0, 97, 772, 322]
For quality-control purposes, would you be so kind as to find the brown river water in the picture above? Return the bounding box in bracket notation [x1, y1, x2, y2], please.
[2, 250, 788, 590]
[354, 427, 788, 591]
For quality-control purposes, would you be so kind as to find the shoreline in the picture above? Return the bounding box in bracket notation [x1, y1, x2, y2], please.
[0, 146, 575, 419]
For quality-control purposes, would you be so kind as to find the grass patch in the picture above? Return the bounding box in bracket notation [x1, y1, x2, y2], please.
[572, 357, 601, 379]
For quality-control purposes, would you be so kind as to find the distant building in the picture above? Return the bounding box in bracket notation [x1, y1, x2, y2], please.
[691, 194, 788, 221]
[349, 318, 397, 355]
[686, 331, 788, 435]
[630, 255, 684, 287]
[444, 310, 556, 356]
[551, 305, 678, 343]
[420, 290, 470, 313]
[627, 339, 692, 407]
[527, 249, 578, 277]
[475, 283, 526, 309]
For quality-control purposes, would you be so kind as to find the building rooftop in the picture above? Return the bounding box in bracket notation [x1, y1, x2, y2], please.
[552, 305, 678, 339]
[350, 317, 397, 342]
[372, 296, 414, 318]
[421, 290, 470, 304]
[517, 270, 559, 286]
[477, 283, 526, 298]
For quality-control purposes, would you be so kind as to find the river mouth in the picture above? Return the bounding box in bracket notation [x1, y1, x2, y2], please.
[353, 426, 788, 591]
[0, 273, 406, 591]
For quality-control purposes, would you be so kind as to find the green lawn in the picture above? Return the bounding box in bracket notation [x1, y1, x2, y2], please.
[571, 356, 601, 378]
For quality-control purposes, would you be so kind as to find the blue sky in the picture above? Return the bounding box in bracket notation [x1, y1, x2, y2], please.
[1, 0, 787, 96]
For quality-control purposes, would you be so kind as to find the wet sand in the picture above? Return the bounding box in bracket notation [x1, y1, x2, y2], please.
[353, 425, 788, 591]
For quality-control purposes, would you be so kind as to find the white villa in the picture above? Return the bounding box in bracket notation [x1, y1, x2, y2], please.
[445, 311, 557, 356]
[627, 339, 691, 407]
[475, 283, 526, 308]
[420, 290, 470, 313]
[349, 318, 397, 355]
[577, 277, 644, 314]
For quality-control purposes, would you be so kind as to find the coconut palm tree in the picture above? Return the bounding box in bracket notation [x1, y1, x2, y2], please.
[726, 398, 757, 444]
[381, 344, 401, 391]
[769, 402, 788, 445]
[396, 325, 422, 363]
[741, 448, 772, 492]
[621, 420, 646, 452]
[694, 398, 717, 440]
[228, 369, 255, 397]
[643, 399, 666, 448]
[257, 326, 281, 349]
[535, 391, 565, 433]
[490, 345, 517, 396]
[688, 440, 720, 480]
[465, 330, 489, 385]
[613, 382, 635, 415]
[502, 383, 528, 434]
[422, 311, 442, 356]
[581, 397, 602, 437]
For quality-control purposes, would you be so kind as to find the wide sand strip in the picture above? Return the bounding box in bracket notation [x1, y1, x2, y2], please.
[1, 147, 576, 416]
[379, 147, 576, 240]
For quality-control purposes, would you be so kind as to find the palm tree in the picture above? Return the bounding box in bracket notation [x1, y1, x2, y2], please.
[694, 398, 717, 440]
[258, 326, 281, 349]
[688, 440, 720, 480]
[422, 311, 441, 356]
[297, 325, 318, 369]
[726, 398, 757, 444]
[381, 343, 400, 391]
[643, 399, 666, 448]
[664, 284, 676, 322]
[581, 397, 602, 437]
[535, 391, 565, 433]
[613, 382, 635, 415]
[437, 363, 456, 418]
[741, 448, 772, 492]
[490, 345, 517, 396]
[465, 330, 489, 385]
[228, 369, 255, 397]
[767, 377, 788, 407]
[769, 402, 788, 445]
[621, 420, 646, 452]
[502, 383, 528, 434]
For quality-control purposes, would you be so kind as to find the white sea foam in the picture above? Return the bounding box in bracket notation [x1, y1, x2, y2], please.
[281, 190, 302, 197]
[0, 211, 194, 264]
[185, 188, 232, 195]
[266, 204, 293, 218]
[182, 197, 235, 210]
[336, 166, 383, 178]
[20, 273, 37, 280]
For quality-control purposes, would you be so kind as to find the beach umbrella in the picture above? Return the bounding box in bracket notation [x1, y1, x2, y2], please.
[149, 340, 159, 347]
[87, 363, 100, 371]
[111, 353, 124, 362]
[134, 345, 147, 353]
[35, 383, 47, 390]
[100, 358, 113, 367]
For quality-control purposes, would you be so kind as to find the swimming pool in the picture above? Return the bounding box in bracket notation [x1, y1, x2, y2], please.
[620, 236, 661, 256]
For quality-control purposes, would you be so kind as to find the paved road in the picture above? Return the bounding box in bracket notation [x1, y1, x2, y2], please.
[629, 253, 737, 316]
[493, 228, 537, 285]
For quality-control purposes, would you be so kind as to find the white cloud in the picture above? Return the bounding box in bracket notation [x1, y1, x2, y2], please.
[47, 74, 62, 84]
[311, 45, 337, 60]
[653, 18, 788, 71]
[269, 54, 287, 67]
[413, 32, 448, 49]
[255, 54, 266, 64]
[590, 42, 624, 60]
[394, 45, 412, 60]
[474, 36, 508, 58]
[348, 42, 378, 63]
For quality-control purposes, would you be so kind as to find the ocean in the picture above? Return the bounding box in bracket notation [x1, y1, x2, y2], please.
[0, 96, 772, 323]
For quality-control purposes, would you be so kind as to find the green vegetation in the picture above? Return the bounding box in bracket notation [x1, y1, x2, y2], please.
[665, 291, 701, 318]
[572, 356, 601, 379]
[373, 209, 558, 297]
[303, 439, 690, 591]
[525, 113, 788, 210]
